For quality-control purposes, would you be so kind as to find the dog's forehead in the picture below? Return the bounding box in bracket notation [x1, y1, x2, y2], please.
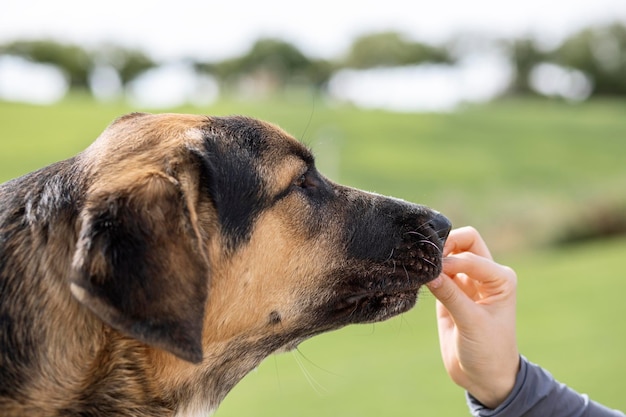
[83, 113, 207, 166]
[90, 113, 307, 160]
[204, 115, 312, 190]
[101, 112, 207, 147]
[82, 113, 310, 195]
[207, 115, 310, 162]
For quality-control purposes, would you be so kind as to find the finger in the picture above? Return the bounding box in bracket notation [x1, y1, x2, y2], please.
[435, 300, 455, 334]
[451, 273, 479, 300]
[428, 279, 455, 332]
[443, 226, 492, 259]
[443, 253, 516, 285]
[427, 272, 477, 321]
[434, 300, 458, 359]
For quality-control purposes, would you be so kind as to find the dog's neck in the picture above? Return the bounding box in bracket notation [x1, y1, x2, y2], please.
[147, 336, 279, 415]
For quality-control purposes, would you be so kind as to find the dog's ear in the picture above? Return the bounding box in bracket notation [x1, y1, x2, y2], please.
[70, 172, 209, 363]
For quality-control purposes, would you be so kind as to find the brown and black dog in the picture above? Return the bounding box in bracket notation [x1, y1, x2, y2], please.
[0, 113, 450, 416]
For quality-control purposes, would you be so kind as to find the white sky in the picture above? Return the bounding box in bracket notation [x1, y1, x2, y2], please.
[2, 0, 626, 61]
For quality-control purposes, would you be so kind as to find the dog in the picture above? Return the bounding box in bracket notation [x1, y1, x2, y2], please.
[0, 113, 450, 416]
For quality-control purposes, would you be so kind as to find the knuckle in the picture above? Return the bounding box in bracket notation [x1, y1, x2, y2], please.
[501, 265, 517, 281]
[499, 265, 518, 291]
[440, 283, 460, 304]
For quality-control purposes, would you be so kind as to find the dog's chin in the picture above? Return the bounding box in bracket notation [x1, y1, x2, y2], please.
[334, 288, 419, 323]
[332, 287, 420, 324]
[327, 263, 440, 325]
[267, 287, 420, 356]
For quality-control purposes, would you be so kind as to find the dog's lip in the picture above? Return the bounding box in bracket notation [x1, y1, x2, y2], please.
[330, 259, 441, 320]
[345, 283, 419, 302]
[340, 258, 441, 298]
[333, 283, 421, 314]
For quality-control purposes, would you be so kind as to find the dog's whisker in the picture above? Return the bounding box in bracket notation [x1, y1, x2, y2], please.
[298, 96, 317, 143]
[295, 347, 343, 377]
[404, 230, 427, 239]
[292, 351, 328, 396]
[422, 257, 438, 270]
[417, 239, 443, 255]
[399, 313, 414, 332]
[384, 248, 395, 263]
[272, 356, 283, 392]
[405, 231, 444, 255]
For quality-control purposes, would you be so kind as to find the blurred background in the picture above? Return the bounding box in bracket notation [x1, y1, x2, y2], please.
[1, 0, 625, 415]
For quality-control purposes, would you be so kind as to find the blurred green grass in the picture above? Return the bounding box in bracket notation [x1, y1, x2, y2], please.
[1, 95, 625, 414]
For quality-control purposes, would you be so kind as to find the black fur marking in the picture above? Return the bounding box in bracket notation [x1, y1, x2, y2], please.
[198, 117, 272, 251]
[268, 311, 282, 325]
[72, 180, 208, 364]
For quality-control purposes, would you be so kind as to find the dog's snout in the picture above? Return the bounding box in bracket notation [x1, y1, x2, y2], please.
[429, 212, 452, 244]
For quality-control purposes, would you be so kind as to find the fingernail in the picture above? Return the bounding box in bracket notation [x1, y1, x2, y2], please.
[427, 276, 443, 289]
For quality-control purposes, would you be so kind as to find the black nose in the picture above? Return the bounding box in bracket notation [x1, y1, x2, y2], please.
[429, 212, 452, 243]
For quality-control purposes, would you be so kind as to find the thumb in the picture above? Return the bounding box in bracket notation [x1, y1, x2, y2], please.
[426, 273, 475, 323]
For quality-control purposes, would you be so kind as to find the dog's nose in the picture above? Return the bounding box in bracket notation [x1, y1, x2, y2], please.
[429, 212, 452, 243]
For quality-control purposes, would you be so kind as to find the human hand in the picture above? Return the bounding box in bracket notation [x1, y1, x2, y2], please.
[427, 226, 520, 409]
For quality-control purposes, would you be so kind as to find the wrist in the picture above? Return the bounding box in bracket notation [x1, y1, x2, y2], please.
[467, 357, 521, 409]
[468, 384, 514, 409]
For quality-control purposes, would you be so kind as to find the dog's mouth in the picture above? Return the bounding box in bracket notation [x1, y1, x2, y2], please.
[328, 258, 441, 324]
[333, 285, 420, 323]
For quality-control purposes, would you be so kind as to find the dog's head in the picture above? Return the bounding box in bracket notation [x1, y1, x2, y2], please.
[69, 113, 450, 365]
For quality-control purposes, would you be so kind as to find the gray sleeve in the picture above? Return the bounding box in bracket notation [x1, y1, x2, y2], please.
[466, 356, 625, 417]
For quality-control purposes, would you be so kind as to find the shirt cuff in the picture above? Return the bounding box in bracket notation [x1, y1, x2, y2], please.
[465, 355, 527, 416]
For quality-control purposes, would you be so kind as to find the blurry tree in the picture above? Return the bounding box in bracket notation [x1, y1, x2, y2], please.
[0, 40, 157, 95]
[0, 40, 91, 90]
[94, 44, 156, 86]
[344, 31, 453, 68]
[504, 38, 547, 95]
[238, 38, 311, 78]
[4, 23, 625, 102]
[197, 38, 333, 90]
[551, 23, 626, 96]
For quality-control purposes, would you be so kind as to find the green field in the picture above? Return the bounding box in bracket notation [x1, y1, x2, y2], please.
[1, 95, 625, 415]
